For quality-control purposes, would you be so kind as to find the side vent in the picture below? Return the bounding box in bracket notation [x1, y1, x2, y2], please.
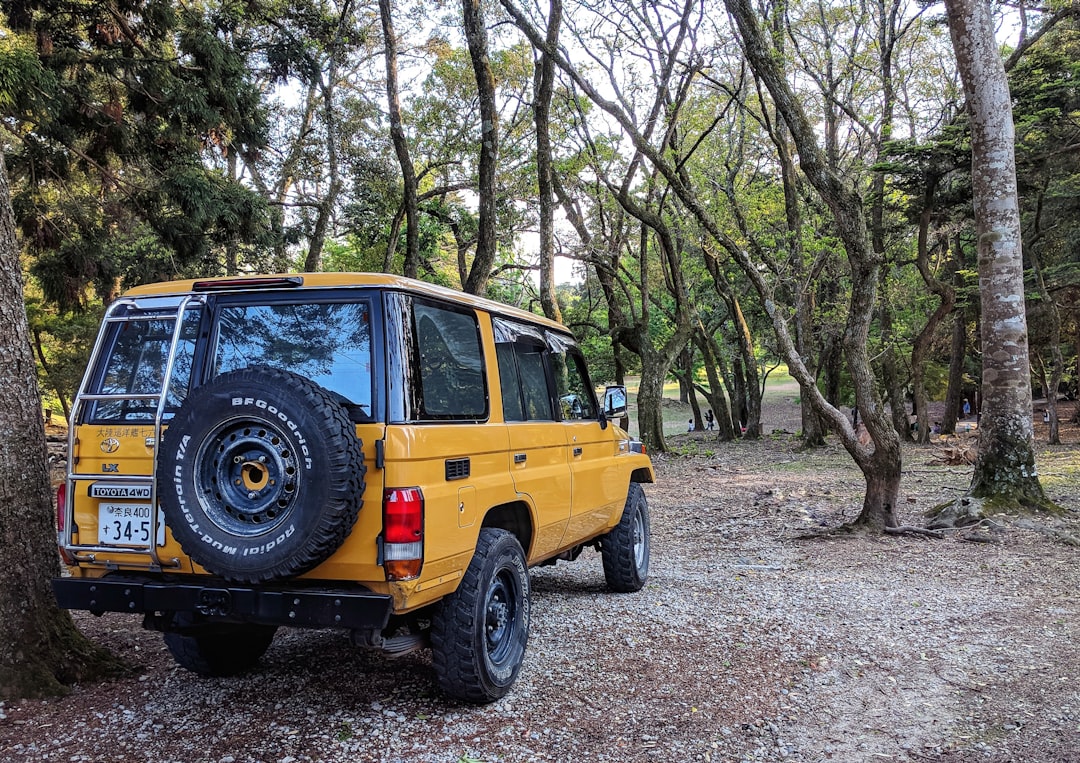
[445, 457, 471, 481]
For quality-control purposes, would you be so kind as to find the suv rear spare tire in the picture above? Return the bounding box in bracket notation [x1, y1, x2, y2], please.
[158, 367, 366, 583]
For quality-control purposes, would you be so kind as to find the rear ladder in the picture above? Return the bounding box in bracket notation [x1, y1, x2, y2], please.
[59, 295, 203, 570]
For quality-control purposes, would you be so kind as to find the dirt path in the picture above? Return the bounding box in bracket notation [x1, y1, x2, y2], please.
[4, 410, 1078, 762]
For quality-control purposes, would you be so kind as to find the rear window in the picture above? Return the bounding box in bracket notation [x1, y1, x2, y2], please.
[87, 307, 200, 423]
[85, 298, 374, 423]
[212, 302, 373, 419]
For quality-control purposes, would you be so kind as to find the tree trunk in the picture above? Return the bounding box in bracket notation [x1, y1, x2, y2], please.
[724, 0, 902, 529]
[942, 300, 967, 435]
[462, 0, 499, 296]
[732, 357, 749, 435]
[879, 269, 913, 441]
[911, 176, 955, 443]
[379, 0, 420, 279]
[304, 40, 345, 273]
[820, 329, 843, 407]
[0, 154, 126, 698]
[679, 347, 702, 430]
[694, 327, 736, 441]
[796, 292, 826, 447]
[636, 349, 669, 452]
[1027, 191, 1062, 445]
[706, 259, 761, 438]
[941, 0, 1051, 513]
[533, 0, 562, 322]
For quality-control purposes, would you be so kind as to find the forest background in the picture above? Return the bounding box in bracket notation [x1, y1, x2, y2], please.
[3, 0, 1079, 508]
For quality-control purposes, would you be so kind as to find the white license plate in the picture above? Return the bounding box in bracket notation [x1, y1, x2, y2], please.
[97, 503, 166, 547]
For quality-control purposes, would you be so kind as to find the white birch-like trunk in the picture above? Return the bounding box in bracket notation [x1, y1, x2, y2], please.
[942, 0, 1049, 510]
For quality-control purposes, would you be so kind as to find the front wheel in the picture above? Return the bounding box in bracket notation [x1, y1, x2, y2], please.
[430, 528, 530, 703]
[601, 483, 650, 592]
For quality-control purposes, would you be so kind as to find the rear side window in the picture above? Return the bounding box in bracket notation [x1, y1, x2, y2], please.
[496, 340, 555, 422]
[496, 344, 526, 422]
[87, 307, 200, 422]
[493, 317, 591, 422]
[413, 302, 487, 420]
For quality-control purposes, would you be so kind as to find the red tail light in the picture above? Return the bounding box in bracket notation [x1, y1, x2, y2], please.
[55, 483, 75, 565]
[383, 487, 423, 580]
[55, 483, 66, 533]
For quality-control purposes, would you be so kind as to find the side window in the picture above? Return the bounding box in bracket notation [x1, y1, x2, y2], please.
[515, 344, 555, 421]
[414, 302, 487, 420]
[549, 340, 596, 421]
[496, 344, 526, 422]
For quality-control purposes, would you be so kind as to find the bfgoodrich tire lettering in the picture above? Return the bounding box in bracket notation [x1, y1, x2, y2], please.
[601, 483, 650, 592]
[430, 528, 530, 703]
[158, 367, 365, 583]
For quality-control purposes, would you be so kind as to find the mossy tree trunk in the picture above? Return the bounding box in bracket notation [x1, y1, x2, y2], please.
[379, 0, 421, 279]
[941, 0, 1053, 517]
[462, 0, 499, 296]
[0, 154, 127, 699]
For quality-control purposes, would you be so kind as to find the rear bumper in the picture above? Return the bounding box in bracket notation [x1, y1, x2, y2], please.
[52, 575, 394, 631]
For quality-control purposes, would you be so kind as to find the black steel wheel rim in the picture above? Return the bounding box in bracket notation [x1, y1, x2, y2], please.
[194, 416, 299, 537]
[485, 567, 520, 666]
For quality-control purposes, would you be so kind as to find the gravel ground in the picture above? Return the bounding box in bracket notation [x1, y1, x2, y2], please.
[3, 407, 1079, 763]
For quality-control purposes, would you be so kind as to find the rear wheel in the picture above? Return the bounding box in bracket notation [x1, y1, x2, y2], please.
[163, 614, 277, 677]
[430, 528, 530, 703]
[601, 483, 650, 592]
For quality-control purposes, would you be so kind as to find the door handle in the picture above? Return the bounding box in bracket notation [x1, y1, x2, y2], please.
[514, 453, 527, 464]
[573, 447, 583, 457]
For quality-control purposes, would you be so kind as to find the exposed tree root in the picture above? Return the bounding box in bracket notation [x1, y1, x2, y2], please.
[927, 492, 1066, 532]
[926, 495, 987, 529]
[1014, 518, 1080, 547]
[884, 525, 944, 539]
[787, 521, 867, 540]
[791, 522, 943, 540]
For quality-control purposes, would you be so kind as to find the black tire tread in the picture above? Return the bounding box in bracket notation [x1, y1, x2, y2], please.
[163, 623, 277, 677]
[601, 483, 650, 592]
[430, 528, 529, 703]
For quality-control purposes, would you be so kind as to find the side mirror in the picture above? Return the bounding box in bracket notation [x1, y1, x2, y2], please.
[603, 385, 628, 420]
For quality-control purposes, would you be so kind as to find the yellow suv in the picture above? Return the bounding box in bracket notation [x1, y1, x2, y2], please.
[52, 273, 654, 702]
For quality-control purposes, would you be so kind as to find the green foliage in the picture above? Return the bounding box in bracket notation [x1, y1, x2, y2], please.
[3, 0, 273, 308]
[24, 289, 103, 415]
